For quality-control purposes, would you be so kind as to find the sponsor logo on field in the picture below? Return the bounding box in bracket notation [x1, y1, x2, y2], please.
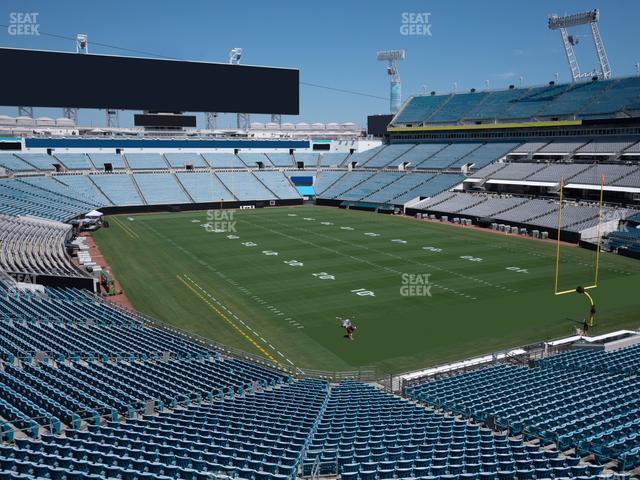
[400, 273, 432, 297]
[205, 210, 236, 233]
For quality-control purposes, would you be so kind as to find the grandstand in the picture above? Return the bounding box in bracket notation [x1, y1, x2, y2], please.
[390, 77, 640, 127]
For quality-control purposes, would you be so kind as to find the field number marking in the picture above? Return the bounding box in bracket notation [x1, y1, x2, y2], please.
[351, 288, 375, 297]
[423, 246, 442, 252]
[506, 266, 529, 274]
[460, 255, 483, 262]
[262, 250, 278, 256]
[312, 272, 335, 280]
[284, 260, 304, 267]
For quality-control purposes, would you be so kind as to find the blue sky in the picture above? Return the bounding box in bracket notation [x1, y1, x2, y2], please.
[1, 0, 638, 128]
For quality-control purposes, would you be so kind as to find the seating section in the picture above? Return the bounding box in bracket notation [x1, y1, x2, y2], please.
[253, 171, 300, 199]
[576, 140, 637, 154]
[417, 192, 486, 214]
[125, 154, 168, 170]
[509, 142, 549, 155]
[536, 141, 587, 155]
[416, 143, 482, 169]
[607, 228, 640, 253]
[0, 275, 325, 479]
[215, 172, 277, 201]
[394, 95, 450, 124]
[349, 146, 385, 167]
[16, 177, 99, 210]
[238, 153, 274, 168]
[88, 153, 126, 170]
[52, 154, 93, 170]
[89, 174, 144, 206]
[526, 164, 590, 182]
[319, 172, 463, 205]
[581, 77, 640, 117]
[455, 143, 519, 169]
[175, 172, 235, 202]
[317, 152, 349, 167]
[313, 171, 347, 195]
[163, 153, 208, 168]
[54, 175, 112, 206]
[487, 163, 545, 181]
[429, 92, 489, 123]
[0, 379, 325, 479]
[133, 173, 189, 204]
[391, 174, 464, 205]
[361, 173, 434, 204]
[0, 215, 80, 276]
[334, 172, 404, 201]
[319, 172, 376, 199]
[460, 196, 528, 218]
[406, 351, 640, 470]
[202, 153, 246, 168]
[392, 77, 640, 126]
[0, 178, 99, 221]
[360, 144, 415, 168]
[14, 154, 56, 171]
[414, 191, 637, 233]
[294, 152, 321, 167]
[266, 153, 294, 167]
[392, 144, 448, 168]
[0, 154, 37, 172]
[304, 381, 592, 479]
[473, 162, 640, 188]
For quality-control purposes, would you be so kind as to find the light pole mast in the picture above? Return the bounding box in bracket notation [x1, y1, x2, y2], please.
[376, 50, 406, 114]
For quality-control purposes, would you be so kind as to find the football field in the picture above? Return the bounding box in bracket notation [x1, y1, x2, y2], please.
[92, 206, 640, 375]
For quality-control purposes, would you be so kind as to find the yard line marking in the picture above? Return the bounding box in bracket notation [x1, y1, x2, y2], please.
[176, 274, 281, 366]
[239, 216, 477, 300]
[286, 215, 519, 295]
[184, 274, 300, 363]
[111, 216, 140, 239]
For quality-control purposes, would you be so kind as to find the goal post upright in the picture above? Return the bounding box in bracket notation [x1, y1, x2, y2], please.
[554, 175, 606, 326]
[555, 176, 605, 295]
[554, 177, 566, 295]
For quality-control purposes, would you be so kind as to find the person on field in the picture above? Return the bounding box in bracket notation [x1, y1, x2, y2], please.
[346, 323, 356, 341]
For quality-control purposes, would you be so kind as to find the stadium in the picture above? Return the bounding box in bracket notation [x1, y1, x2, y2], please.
[0, 1, 640, 479]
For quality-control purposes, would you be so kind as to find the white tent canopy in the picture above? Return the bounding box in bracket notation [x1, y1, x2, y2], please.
[85, 210, 104, 218]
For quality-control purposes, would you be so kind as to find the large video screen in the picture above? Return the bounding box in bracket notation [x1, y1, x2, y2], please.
[0, 48, 299, 114]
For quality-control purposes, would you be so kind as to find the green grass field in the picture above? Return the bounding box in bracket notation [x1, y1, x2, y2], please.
[92, 206, 640, 375]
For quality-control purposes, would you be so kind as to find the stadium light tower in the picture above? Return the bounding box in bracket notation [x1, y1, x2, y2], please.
[76, 34, 88, 54]
[61, 34, 89, 124]
[228, 47, 250, 130]
[376, 50, 405, 114]
[205, 48, 243, 130]
[548, 9, 611, 82]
